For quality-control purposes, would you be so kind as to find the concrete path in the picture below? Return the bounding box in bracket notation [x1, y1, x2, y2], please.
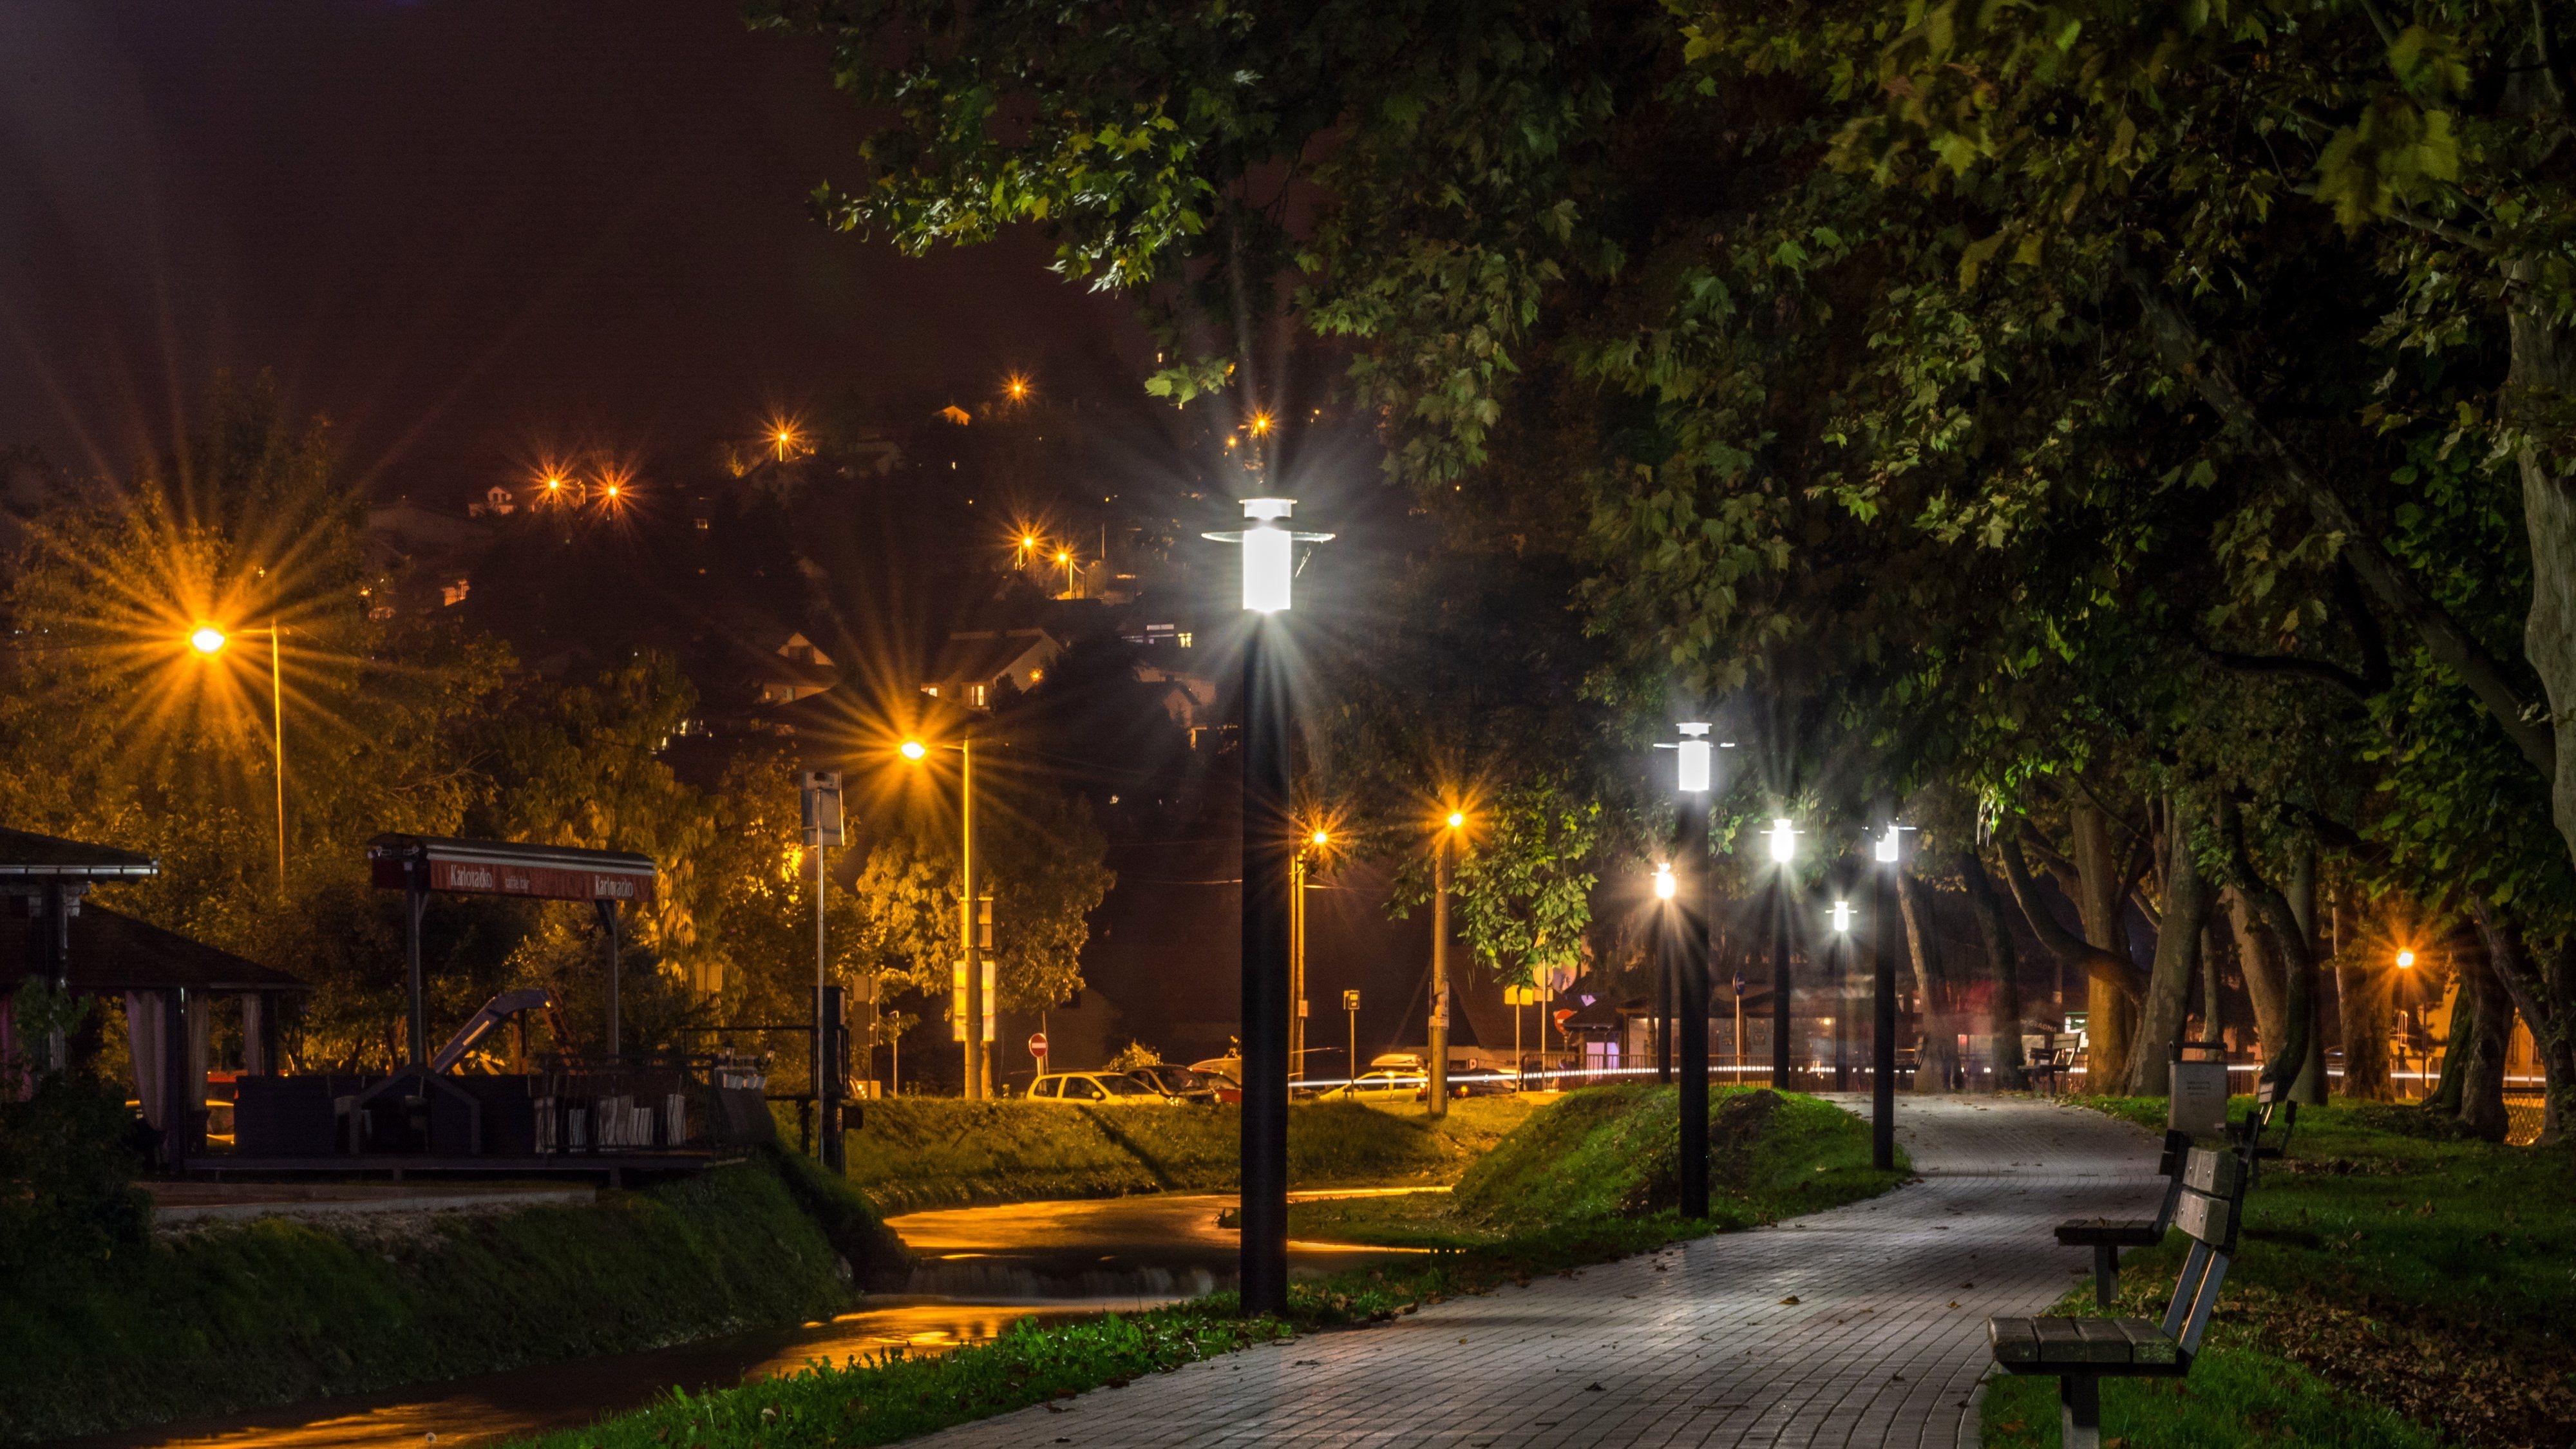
[916, 1095, 2163, 1449]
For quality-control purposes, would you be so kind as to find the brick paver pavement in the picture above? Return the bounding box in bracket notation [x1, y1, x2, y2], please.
[913, 1095, 2162, 1449]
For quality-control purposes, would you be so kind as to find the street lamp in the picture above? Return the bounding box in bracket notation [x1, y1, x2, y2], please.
[1200, 494, 1331, 1318]
[1871, 822, 1909, 1170]
[1832, 899, 1853, 1090]
[185, 620, 288, 900]
[1766, 818, 1797, 1089]
[1291, 828, 1331, 1093]
[1667, 721, 1716, 1219]
[1428, 808, 1466, 1117]
[2396, 949, 2416, 969]
[900, 734, 990, 1098]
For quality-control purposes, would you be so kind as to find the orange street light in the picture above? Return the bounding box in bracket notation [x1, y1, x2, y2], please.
[1249, 411, 1274, 437]
[1004, 374, 1031, 402]
[2396, 949, 2417, 969]
[1311, 829, 1331, 848]
[185, 619, 288, 898]
[899, 739, 929, 762]
[899, 732, 989, 1096]
[1445, 811, 1466, 830]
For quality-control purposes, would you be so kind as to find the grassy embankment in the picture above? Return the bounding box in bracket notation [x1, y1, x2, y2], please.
[514, 1085, 1904, 1449]
[840, 1094, 1535, 1212]
[1983, 1096, 2576, 1449]
[0, 1147, 901, 1444]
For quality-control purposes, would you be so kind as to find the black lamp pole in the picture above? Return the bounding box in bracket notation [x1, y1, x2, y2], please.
[1239, 618, 1291, 1316]
[1872, 830, 1900, 1170]
[1676, 791, 1711, 1219]
[1770, 875, 1792, 1088]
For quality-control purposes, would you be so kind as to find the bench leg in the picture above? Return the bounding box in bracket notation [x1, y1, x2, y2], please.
[2092, 1243, 2119, 1308]
[2060, 1374, 2101, 1449]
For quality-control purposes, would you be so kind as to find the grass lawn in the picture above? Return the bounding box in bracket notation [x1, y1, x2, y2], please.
[515, 1086, 1897, 1449]
[841, 1095, 1536, 1212]
[0, 1146, 898, 1444]
[1982, 1095, 2576, 1449]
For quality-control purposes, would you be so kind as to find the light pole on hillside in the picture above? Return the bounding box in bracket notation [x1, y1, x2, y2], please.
[1767, 817, 1798, 1088]
[1872, 822, 1910, 1170]
[187, 620, 289, 900]
[1667, 723, 1716, 1220]
[1202, 496, 1331, 1318]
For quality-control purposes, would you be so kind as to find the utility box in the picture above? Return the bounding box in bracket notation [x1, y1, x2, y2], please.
[2169, 1059, 2230, 1135]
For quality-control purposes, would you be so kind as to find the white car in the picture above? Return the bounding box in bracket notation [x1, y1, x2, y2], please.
[1321, 1068, 1427, 1103]
[1027, 1070, 1173, 1104]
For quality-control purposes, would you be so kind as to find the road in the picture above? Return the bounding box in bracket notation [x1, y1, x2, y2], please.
[908, 1095, 2163, 1449]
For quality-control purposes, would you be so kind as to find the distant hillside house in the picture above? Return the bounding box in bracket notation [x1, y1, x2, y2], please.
[755, 632, 840, 705]
[923, 629, 1061, 709]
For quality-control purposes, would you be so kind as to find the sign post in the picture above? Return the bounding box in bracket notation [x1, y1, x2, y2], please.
[802, 771, 845, 1164]
[1343, 989, 1361, 1089]
[1028, 1030, 1049, 1072]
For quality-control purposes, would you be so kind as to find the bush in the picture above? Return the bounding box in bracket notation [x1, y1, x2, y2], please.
[0, 1066, 150, 1277]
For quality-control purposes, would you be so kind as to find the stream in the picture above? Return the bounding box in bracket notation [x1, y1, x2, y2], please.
[54, 1193, 1421, 1449]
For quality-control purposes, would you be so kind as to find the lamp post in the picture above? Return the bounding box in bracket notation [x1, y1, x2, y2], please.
[187, 620, 288, 900]
[1871, 822, 1908, 1170]
[1291, 829, 1329, 1092]
[800, 770, 846, 1165]
[1672, 723, 1714, 1220]
[1832, 898, 1853, 1091]
[1654, 862, 1678, 1083]
[1200, 495, 1330, 1318]
[1429, 810, 1464, 1117]
[1767, 817, 1797, 1089]
[900, 734, 989, 1099]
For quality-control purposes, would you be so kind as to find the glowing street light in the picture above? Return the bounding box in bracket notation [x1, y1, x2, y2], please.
[1200, 493, 1332, 1318]
[1830, 898, 1854, 1090]
[2396, 949, 2416, 969]
[1869, 820, 1911, 1170]
[899, 734, 990, 1097]
[1662, 720, 1718, 1218]
[1768, 817, 1799, 864]
[1654, 862, 1677, 900]
[184, 620, 288, 898]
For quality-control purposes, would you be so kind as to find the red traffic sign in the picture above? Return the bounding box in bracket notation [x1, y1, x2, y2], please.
[1028, 1032, 1049, 1057]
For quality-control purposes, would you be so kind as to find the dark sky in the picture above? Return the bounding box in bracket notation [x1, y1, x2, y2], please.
[0, 0, 1145, 500]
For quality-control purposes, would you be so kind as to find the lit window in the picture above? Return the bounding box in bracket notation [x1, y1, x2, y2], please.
[1177, 632, 1193, 649]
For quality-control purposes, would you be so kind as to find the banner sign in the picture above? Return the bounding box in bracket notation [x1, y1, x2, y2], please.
[369, 834, 658, 905]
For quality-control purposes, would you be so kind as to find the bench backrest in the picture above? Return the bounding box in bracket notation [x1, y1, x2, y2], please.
[2160, 1144, 2247, 1357]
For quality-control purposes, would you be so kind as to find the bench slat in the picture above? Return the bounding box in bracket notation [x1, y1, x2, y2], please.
[2116, 1318, 2181, 1365]
[2172, 1186, 2232, 1248]
[1989, 1317, 2041, 1365]
[2183, 1146, 2242, 1196]
[2056, 1217, 2161, 1246]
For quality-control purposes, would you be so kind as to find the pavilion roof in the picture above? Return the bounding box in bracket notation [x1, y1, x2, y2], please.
[1, 906, 307, 994]
[0, 827, 160, 882]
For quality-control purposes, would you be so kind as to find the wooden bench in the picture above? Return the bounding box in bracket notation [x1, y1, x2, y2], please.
[2053, 1128, 2190, 1306]
[1989, 1143, 2248, 1449]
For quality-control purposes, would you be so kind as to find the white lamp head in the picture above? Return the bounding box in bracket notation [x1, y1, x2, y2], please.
[1768, 817, 1796, 864]
[1832, 900, 1852, 933]
[1653, 862, 1676, 900]
[1676, 722, 1712, 794]
[1874, 824, 1902, 864]
[1203, 497, 1332, 614]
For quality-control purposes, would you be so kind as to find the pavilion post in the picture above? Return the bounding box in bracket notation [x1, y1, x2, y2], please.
[598, 899, 621, 1061]
[405, 873, 428, 1070]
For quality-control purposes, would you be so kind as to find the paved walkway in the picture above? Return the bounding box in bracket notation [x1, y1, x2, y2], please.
[918, 1095, 2163, 1449]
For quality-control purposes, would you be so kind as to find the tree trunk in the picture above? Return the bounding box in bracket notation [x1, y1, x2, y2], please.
[2198, 922, 2225, 1048]
[2125, 800, 2210, 1096]
[1999, 833, 2140, 1089]
[2470, 899, 2576, 1143]
[2510, 251, 2576, 882]
[2334, 893, 2394, 1101]
[2228, 887, 2289, 1059]
[1958, 849, 2026, 1091]
[2221, 804, 2316, 1097]
[2285, 846, 2327, 1104]
[2434, 920, 2512, 1141]
[1900, 871, 1958, 1094]
[2069, 804, 2135, 1092]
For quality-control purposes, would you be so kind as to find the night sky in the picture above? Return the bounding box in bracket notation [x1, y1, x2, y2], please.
[0, 0, 1146, 499]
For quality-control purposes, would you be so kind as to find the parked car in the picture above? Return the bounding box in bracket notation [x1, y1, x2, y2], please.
[1126, 1063, 1237, 1103]
[1028, 1070, 1174, 1104]
[1321, 1068, 1428, 1103]
[1444, 1070, 1520, 1098]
